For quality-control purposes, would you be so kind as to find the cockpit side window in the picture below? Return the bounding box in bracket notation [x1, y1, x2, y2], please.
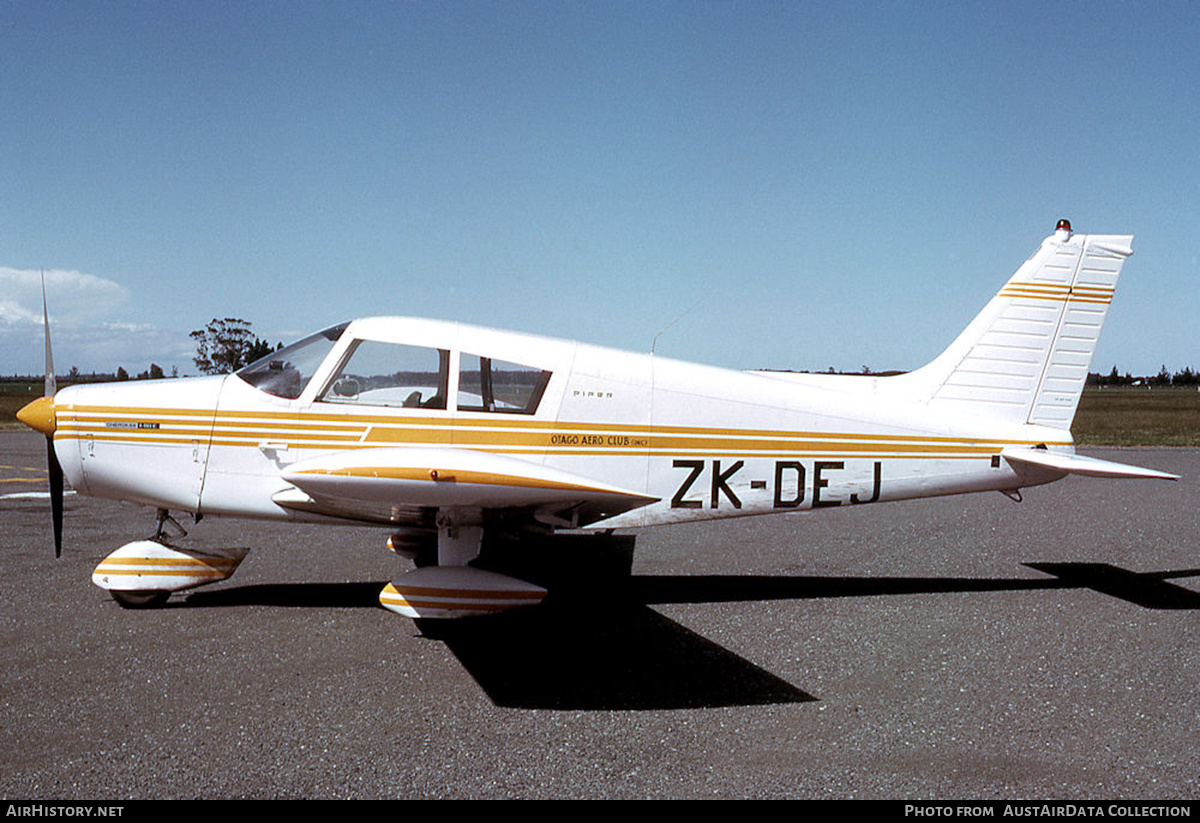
[319, 340, 450, 410]
[236, 322, 348, 400]
[458, 353, 550, 414]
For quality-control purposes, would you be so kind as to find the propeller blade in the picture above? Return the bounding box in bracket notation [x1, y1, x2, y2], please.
[47, 436, 63, 558]
[42, 271, 55, 397]
[14, 273, 65, 556]
[42, 271, 61, 557]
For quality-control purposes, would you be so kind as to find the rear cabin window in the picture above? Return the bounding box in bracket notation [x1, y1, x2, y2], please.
[457, 354, 550, 414]
[319, 340, 450, 409]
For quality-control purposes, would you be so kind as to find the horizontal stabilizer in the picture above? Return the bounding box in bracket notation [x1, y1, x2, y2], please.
[1002, 448, 1178, 480]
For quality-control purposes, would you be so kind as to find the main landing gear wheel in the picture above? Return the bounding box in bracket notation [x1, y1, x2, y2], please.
[110, 590, 170, 609]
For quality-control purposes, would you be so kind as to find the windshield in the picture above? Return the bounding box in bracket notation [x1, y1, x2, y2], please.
[237, 322, 348, 399]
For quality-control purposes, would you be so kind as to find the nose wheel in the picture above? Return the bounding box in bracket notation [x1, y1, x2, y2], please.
[110, 589, 171, 609]
[93, 535, 249, 609]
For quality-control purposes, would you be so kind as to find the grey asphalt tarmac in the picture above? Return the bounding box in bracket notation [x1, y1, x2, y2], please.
[1, 430, 1197, 799]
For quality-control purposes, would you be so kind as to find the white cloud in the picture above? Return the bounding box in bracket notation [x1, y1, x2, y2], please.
[0, 267, 194, 376]
[0, 267, 131, 326]
[0, 297, 40, 325]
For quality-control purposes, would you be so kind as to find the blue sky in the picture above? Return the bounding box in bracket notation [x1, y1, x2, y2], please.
[2, 1, 1197, 377]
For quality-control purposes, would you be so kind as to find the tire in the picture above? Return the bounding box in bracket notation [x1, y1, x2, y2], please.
[111, 590, 171, 609]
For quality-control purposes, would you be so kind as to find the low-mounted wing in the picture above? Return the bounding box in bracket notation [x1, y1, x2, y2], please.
[275, 447, 658, 526]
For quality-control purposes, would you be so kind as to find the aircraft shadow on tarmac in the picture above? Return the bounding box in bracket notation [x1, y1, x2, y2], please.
[185, 579, 814, 710]
[182, 535, 1200, 711]
[630, 563, 1200, 612]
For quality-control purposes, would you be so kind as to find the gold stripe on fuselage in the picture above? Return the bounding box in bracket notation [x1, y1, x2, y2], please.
[55, 404, 1071, 461]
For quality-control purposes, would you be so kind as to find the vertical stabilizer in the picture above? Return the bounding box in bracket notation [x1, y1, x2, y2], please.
[896, 222, 1133, 429]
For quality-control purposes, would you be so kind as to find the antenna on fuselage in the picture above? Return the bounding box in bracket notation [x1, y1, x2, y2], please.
[651, 290, 712, 355]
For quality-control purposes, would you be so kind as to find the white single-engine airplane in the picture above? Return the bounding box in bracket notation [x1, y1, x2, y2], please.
[18, 221, 1178, 618]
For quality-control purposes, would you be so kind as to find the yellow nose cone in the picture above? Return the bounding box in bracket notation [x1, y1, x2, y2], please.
[16, 396, 56, 436]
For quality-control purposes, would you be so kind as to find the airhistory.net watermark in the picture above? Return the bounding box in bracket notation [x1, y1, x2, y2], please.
[6, 807, 124, 818]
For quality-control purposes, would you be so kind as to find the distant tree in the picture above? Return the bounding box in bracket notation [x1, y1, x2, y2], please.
[116, 366, 129, 381]
[190, 318, 275, 375]
[245, 337, 280, 364]
[1090, 366, 1125, 387]
[149, 363, 164, 380]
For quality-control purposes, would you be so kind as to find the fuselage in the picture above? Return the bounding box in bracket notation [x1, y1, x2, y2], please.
[47, 316, 1071, 531]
